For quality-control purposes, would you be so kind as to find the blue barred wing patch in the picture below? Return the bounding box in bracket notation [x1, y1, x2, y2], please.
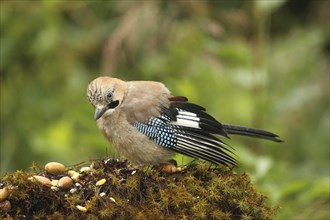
[134, 109, 239, 167]
[134, 115, 177, 148]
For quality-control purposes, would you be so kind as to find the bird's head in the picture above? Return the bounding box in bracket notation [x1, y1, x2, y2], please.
[87, 76, 127, 120]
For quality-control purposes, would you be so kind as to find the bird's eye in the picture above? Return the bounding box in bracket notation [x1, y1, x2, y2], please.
[107, 92, 113, 99]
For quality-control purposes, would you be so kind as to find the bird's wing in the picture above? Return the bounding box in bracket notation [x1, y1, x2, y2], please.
[134, 96, 239, 167]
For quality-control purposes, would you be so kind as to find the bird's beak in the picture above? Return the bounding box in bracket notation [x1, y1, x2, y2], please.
[94, 107, 108, 120]
[94, 101, 120, 120]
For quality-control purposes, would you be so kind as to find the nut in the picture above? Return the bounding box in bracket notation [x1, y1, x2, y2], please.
[58, 176, 73, 189]
[0, 188, 9, 202]
[29, 175, 52, 187]
[45, 162, 66, 175]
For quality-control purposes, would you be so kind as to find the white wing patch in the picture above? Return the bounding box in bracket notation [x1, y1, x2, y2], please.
[170, 109, 200, 129]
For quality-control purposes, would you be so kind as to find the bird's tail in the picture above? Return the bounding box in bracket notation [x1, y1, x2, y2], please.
[222, 124, 283, 143]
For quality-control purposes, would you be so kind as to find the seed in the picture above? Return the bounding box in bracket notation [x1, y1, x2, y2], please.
[96, 178, 106, 186]
[58, 176, 73, 189]
[80, 167, 91, 173]
[68, 170, 76, 176]
[29, 175, 52, 187]
[51, 179, 59, 186]
[76, 205, 87, 212]
[0, 188, 9, 201]
[68, 170, 80, 180]
[72, 173, 80, 181]
[45, 162, 66, 175]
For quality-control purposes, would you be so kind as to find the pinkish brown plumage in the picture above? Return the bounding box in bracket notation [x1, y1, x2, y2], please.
[87, 76, 282, 166]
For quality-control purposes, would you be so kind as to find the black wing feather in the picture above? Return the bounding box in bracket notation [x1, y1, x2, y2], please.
[222, 124, 283, 142]
[136, 96, 281, 167]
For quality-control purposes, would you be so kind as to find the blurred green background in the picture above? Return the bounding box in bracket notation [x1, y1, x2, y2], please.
[0, 0, 329, 219]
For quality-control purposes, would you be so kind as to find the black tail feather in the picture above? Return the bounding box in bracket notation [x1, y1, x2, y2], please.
[222, 124, 283, 143]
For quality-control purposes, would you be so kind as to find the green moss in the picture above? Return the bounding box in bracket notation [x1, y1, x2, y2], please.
[0, 159, 278, 219]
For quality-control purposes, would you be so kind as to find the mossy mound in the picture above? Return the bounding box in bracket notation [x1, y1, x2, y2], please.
[0, 159, 277, 219]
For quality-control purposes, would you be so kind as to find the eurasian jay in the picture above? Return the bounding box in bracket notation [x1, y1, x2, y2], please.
[87, 77, 282, 167]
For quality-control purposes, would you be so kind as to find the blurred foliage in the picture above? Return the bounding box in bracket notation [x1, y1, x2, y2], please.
[0, 0, 329, 219]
